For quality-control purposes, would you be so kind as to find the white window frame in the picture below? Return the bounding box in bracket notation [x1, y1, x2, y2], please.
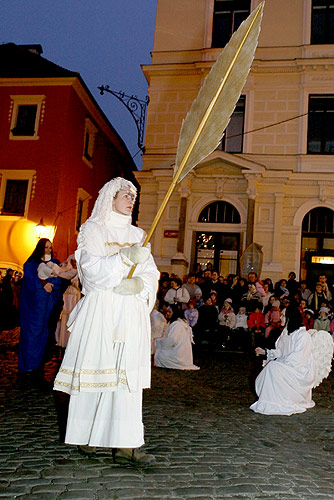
[75, 187, 92, 233]
[82, 118, 98, 167]
[0, 170, 36, 220]
[9, 95, 45, 140]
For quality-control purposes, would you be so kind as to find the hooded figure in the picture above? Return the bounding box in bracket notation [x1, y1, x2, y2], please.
[54, 177, 160, 464]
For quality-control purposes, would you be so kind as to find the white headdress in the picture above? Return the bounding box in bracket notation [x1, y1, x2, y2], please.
[87, 177, 137, 225]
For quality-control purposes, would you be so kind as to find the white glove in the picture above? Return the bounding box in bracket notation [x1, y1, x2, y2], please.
[113, 276, 144, 295]
[120, 243, 150, 265]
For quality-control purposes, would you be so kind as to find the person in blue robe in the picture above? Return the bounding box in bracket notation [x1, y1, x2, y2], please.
[18, 238, 65, 376]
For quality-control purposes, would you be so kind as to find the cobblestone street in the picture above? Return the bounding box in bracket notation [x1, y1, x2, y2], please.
[1, 328, 334, 500]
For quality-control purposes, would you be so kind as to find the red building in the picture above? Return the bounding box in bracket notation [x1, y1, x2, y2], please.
[0, 43, 137, 273]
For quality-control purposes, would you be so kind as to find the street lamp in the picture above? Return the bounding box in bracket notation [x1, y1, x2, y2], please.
[35, 217, 46, 240]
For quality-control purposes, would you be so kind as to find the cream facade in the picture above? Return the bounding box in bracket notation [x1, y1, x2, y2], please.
[136, 0, 334, 283]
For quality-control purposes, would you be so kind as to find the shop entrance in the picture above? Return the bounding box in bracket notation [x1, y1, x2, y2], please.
[195, 231, 240, 276]
[300, 207, 334, 286]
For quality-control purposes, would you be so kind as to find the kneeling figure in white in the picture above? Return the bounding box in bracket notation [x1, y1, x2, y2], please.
[155, 306, 200, 370]
[250, 307, 316, 416]
[54, 178, 159, 463]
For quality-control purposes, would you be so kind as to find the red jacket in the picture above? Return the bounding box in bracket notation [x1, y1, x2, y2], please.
[248, 311, 265, 329]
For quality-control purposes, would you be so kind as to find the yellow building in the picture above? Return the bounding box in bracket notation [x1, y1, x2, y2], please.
[136, 0, 334, 285]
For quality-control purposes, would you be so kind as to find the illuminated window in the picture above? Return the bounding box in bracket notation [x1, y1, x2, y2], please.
[311, 0, 334, 44]
[212, 0, 250, 48]
[198, 201, 241, 223]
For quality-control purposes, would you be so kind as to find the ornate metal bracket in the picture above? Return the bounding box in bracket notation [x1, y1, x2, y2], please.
[98, 85, 149, 154]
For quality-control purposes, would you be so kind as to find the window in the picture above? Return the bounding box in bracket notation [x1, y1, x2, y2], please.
[217, 95, 245, 153]
[198, 201, 241, 223]
[75, 188, 91, 232]
[311, 1, 334, 44]
[212, 0, 250, 48]
[9, 95, 45, 140]
[2, 180, 29, 216]
[83, 118, 98, 166]
[0, 170, 35, 218]
[307, 95, 334, 154]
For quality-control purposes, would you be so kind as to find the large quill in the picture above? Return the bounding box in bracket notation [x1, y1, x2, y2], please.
[128, 1, 265, 278]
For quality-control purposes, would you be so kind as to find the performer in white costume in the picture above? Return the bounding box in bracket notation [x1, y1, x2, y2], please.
[155, 306, 200, 370]
[54, 177, 160, 464]
[250, 307, 316, 416]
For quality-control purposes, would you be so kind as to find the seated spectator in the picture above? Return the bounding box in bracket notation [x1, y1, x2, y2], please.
[248, 303, 266, 347]
[184, 300, 199, 328]
[263, 278, 274, 293]
[155, 306, 199, 370]
[299, 280, 312, 302]
[260, 283, 273, 309]
[303, 309, 315, 330]
[314, 307, 331, 333]
[280, 297, 291, 328]
[210, 290, 219, 311]
[164, 277, 190, 307]
[182, 273, 198, 299]
[298, 299, 308, 322]
[265, 300, 282, 339]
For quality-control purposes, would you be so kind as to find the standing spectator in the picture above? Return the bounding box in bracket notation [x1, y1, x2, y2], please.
[18, 239, 64, 382]
[218, 298, 236, 347]
[286, 271, 299, 297]
[164, 277, 190, 308]
[200, 269, 213, 301]
[53, 177, 159, 464]
[0, 268, 16, 330]
[157, 276, 170, 309]
[194, 297, 218, 345]
[308, 282, 328, 314]
[248, 303, 266, 347]
[274, 279, 289, 300]
[182, 274, 198, 300]
[318, 273, 332, 301]
[299, 280, 312, 302]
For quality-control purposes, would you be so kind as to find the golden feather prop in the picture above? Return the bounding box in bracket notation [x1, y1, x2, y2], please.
[128, 1, 265, 278]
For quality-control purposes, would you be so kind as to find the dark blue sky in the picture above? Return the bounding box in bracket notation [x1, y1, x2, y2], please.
[1, 0, 157, 168]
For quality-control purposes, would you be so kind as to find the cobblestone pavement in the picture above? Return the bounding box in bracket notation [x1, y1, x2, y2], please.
[1, 328, 334, 500]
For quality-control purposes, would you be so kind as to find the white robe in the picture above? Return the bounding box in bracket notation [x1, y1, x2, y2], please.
[155, 318, 200, 370]
[54, 211, 159, 447]
[250, 327, 316, 416]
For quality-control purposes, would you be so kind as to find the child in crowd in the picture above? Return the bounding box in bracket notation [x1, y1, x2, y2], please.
[248, 303, 266, 347]
[264, 300, 282, 339]
[194, 288, 204, 309]
[184, 300, 199, 328]
[303, 308, 315, 330]
[232, 306, 249, 350]
[218, 298, 236, 347]
[314, 307, 331, 333]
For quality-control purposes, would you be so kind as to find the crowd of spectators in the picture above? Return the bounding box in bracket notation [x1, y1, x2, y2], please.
[155, 267, 334, 352]
[0, 268, 23, 330]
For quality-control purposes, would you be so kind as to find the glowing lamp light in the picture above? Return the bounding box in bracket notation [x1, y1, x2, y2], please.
[36, 217, 46, 239]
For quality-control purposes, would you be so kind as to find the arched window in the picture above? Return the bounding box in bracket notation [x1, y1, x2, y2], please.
[198, 201, 240, 224]
[302, 207, 334, 234]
